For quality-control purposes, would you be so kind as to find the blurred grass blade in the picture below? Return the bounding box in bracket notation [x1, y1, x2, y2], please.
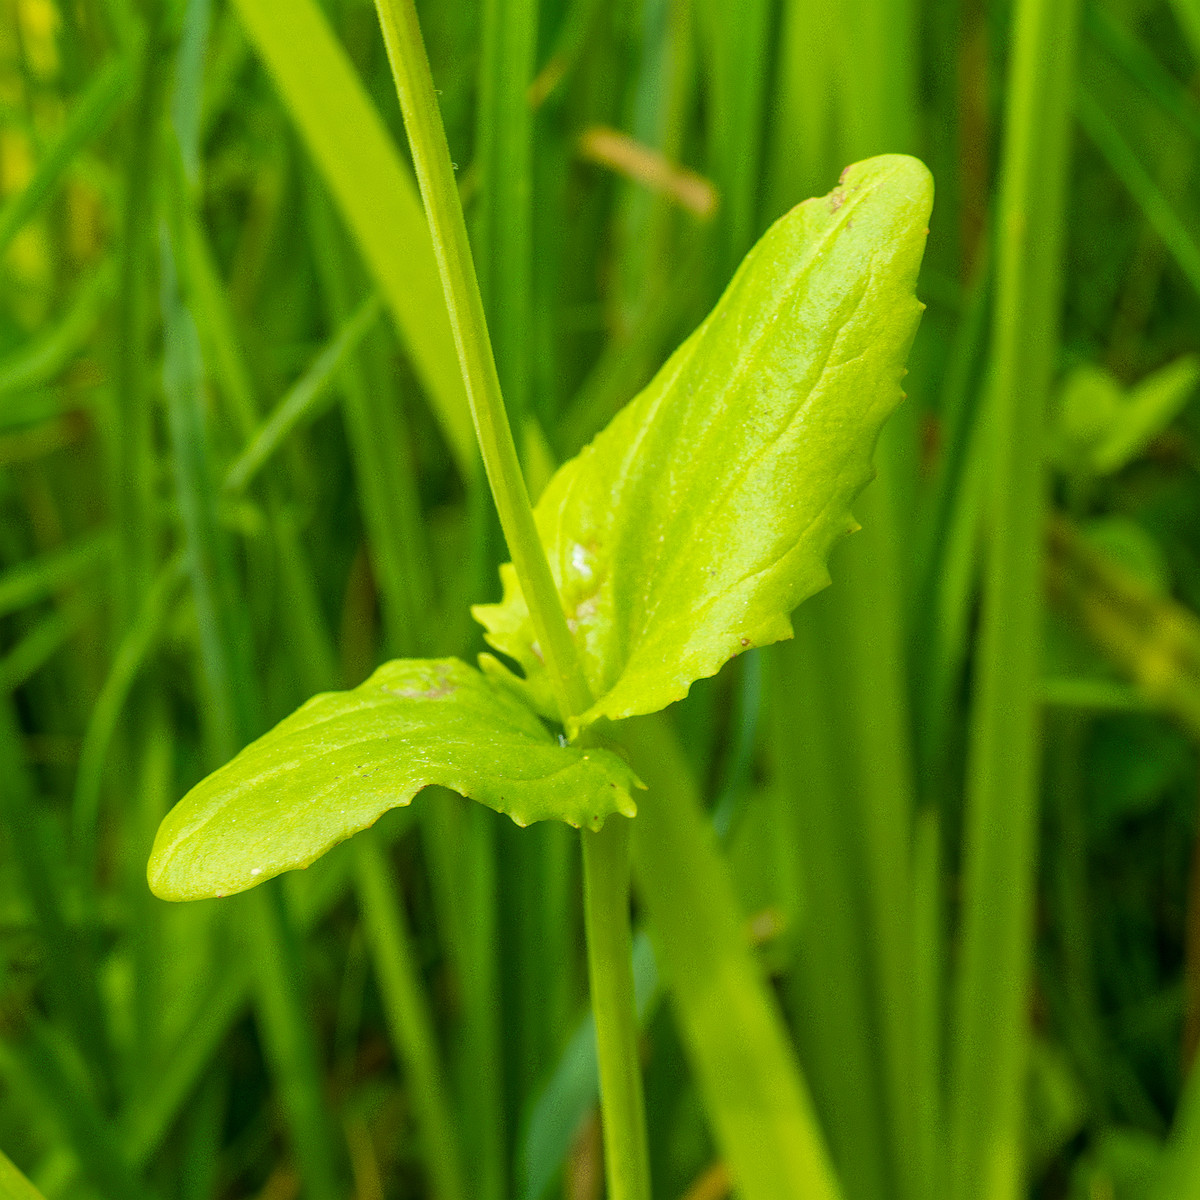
[160, 218, 343, 1199]
[304, 177, 436, 655]
[0, 699, 115, 1098]
[0, 58, 132, 257]
[0, 612, 76, 691]
[1151, 1061, 1200, 1200]
[1087, 3, 1200, 144]
[522, 933, 659, 1200]
[772, 623, 891, 1200]
[475, 0, 537, 443]
[1077, 88, 1200, 298]
[172, 0, 211, 185]
[621, 713, 844, 1200]
[0, 534, 110, 618]
[159, 229, 258, 755]
[0, 1148, 50, 1200]
[0, 1031, 151, 1200]
[228, 0, 475, 475]
[224, 294, 381, 494]
[72, 551, 187, 861]
[1168, 0, 1200, 59]
[947, 4, 1081, 1200]
[353, 834, 468, 1200]
[695, 0, 772, 276]
[122, 811, 414, 1170]
[0, 262, 117, 397]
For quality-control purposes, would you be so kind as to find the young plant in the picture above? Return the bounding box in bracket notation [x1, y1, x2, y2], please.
[146, 13, 932, 1186]
[148, 150, 931, 1198]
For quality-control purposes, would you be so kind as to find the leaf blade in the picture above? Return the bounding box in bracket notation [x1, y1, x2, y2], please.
[149, 659, 639, 901]
[475, 154, 933, 731]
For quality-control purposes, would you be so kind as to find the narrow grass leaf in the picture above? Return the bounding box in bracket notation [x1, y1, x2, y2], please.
[0, 262, 116, 397]
[0, 535, 110, 618]
[1150, 1061, 1200, 1200]
[0, 58, 131, 257]
[622, 713, 844, 1200]
[521, 933, 659, 1200]
[1077, 88, 1200, 298]
[1168, 0, 1200, 60]
[224, 295, 381, 493]
[72, 552, 187, 858]
[0, 1148, 50, 1200]
[948, 2, 1081, 1198]
[228, 0, 475, 474]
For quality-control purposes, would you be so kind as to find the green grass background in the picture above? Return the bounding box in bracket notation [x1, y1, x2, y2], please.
[1, 0, 1200, 1197]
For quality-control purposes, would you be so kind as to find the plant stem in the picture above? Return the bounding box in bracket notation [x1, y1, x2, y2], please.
[582, 819, 653, 1200]
[372, 0, 588, 722]
[370, 5, 650, 1198]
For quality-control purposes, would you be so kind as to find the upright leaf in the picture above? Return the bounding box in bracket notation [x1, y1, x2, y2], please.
[148, 659, 639, 901]
[474, 155, 933, 732]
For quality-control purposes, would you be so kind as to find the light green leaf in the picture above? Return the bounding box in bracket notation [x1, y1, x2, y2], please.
[474, 155, 933, 732]
[148, 659, 639, 901]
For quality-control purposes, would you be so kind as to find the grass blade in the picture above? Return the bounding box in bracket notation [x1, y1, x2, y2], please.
[228, 0, 475, 475]
[0, 1149, 50, 1200]
[946, 3, 1081, 1200]
[622, 712, 844, 1200]
[223, 294, 381, 494]
[0, 58, 131, 257]
[353, 834, 468, 1200]
[160, 218, 344, 1199]
[1077, 87, 1200, 298]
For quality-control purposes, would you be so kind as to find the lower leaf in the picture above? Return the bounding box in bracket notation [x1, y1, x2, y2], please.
[148, 658, 640, 901]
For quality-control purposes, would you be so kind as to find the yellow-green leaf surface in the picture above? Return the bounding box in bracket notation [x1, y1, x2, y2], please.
[148, 659, 639, 901]
[474, 155, 933, 733]
[230, 0, 476, 476]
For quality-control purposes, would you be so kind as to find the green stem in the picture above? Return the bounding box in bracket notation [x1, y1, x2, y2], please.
[371, 0, 588, 722]
[582, 819, 652, 1200]
[370, 5, 649, 1197]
